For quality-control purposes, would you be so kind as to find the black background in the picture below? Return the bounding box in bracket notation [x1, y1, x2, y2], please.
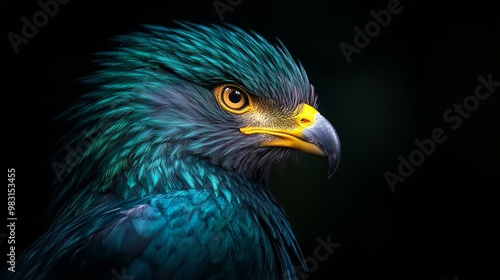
[3, 0, 499, 279]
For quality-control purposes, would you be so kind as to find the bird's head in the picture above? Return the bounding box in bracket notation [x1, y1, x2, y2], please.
[60, 23, 340, 198]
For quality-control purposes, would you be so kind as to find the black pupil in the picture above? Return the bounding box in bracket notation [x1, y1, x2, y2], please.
[228, 90, 242, 103]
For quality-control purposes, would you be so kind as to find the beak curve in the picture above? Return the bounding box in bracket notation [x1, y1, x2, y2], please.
[240, 103, 341, 177]
[302, 112, 341, 177]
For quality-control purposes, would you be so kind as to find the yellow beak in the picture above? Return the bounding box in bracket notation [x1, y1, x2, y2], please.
[240, 103, 341, 177]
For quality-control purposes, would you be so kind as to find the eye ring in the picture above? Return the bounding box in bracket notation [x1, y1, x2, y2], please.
[213, 84, 252, 114]
[223, 87, 246, 109]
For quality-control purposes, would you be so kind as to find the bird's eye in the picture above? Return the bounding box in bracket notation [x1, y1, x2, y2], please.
[223, 87, 246, 109]
[213, 84, 252, 114]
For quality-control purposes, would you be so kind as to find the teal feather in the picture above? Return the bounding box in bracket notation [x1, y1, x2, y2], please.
[2, 22, 318, 279]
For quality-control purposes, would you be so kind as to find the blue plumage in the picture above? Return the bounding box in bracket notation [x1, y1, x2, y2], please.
[3, 22, 340, 279]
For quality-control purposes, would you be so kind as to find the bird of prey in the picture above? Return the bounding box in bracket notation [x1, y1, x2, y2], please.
[4, 23, 340, 279]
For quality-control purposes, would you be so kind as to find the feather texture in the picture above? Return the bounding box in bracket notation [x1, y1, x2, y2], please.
[3, 23, 317, 279]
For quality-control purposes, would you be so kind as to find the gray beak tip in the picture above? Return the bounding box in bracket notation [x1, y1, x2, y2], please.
[303, 113, 341, 178]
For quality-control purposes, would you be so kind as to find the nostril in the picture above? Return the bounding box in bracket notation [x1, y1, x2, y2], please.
[299, 118, 311, 127]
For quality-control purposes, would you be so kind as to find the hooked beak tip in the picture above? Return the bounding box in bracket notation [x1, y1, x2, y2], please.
[302, 113, 341, 178]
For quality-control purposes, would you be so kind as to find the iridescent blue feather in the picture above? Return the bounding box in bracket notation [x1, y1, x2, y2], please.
[4, 23, 317, 279]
